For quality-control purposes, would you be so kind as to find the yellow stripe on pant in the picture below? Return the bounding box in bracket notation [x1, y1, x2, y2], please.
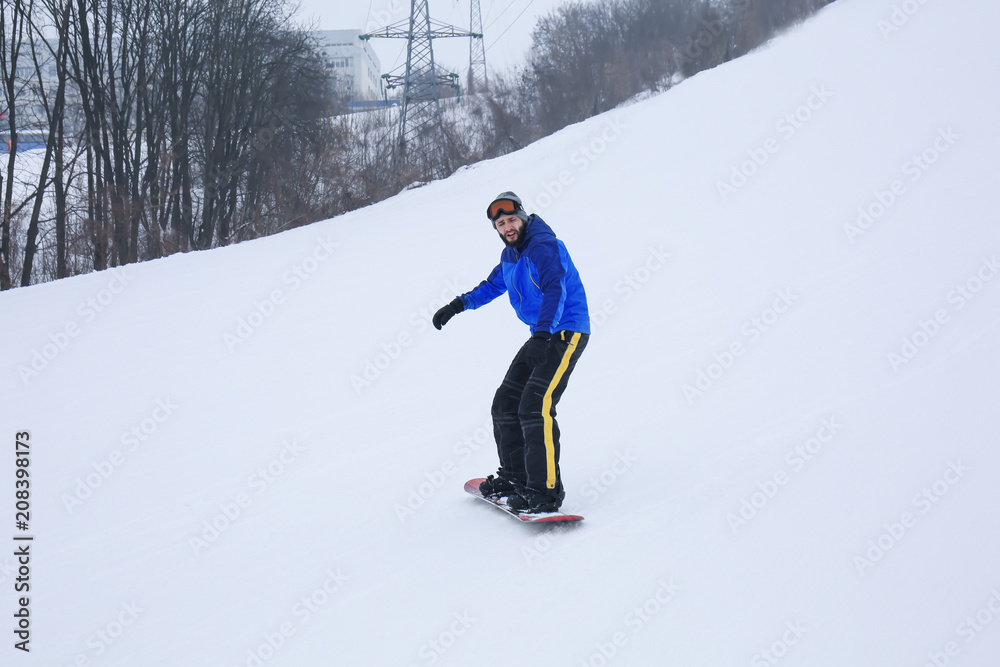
[542, 332, 582, 489]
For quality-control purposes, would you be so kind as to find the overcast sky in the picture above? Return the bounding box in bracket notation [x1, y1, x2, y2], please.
[290, 0, 567, 77]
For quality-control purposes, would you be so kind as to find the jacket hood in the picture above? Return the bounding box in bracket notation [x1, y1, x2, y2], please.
[513, 214, 554, 252]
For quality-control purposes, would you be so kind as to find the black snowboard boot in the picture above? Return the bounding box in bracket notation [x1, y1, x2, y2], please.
[479, 472, 521, 499]
[507, 487, 561, 513]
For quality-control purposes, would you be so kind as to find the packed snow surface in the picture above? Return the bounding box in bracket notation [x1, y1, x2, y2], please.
[3, 0, 1000, 664]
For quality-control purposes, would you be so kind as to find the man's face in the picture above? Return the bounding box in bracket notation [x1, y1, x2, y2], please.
[495, 214, 525, 247]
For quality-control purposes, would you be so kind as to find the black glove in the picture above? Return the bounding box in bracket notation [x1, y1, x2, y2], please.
[433, 297, 465, 330]
[523, 331, 552, 367]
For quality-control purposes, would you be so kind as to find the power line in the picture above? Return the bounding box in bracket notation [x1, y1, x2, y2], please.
[469, 0, 487, 93]
[485, 0, 520, 31]
[486, 0, 536, 52]
[364, 0, 375, 29]
[361, 0, 476, 159]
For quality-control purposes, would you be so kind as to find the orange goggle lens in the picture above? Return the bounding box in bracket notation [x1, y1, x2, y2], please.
[487, 199, 520, 221]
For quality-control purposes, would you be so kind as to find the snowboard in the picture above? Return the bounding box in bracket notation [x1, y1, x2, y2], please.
[464, 478, 584, 523]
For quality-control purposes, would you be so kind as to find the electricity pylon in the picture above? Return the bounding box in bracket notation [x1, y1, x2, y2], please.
[468, 0, 487, 95]
[360, 0, 481, 159]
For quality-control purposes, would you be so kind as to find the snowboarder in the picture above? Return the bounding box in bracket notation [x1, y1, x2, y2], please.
[433, 192, 590, 513]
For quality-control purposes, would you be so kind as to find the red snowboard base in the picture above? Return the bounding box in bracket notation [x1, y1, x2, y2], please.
[464, 478, 584, 523]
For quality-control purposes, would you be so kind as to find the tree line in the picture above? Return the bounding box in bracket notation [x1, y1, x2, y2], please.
[338, 0, 837, 210]
[1, 0, 835, 289]
[2, 0, 337, 288]
[467, 0, 838, 153]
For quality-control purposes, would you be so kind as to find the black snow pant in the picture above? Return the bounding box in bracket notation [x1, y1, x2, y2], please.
[491, 330, 589, 501]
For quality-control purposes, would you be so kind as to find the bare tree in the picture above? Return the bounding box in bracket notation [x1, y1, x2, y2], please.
[19, 0, 72, 286]
[1, 0, 31, 289]
[2, 0, 837, 289]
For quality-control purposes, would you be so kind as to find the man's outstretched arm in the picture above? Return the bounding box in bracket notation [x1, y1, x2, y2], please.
[433, 263, 507, 329]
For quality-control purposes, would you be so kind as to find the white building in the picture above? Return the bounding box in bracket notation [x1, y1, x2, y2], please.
[2, 40, 57, 128]
[1, 39, 79, 149]
[314, 30, 383, 104]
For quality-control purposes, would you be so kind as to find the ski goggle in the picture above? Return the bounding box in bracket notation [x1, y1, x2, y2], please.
[487, 199, 522, 222]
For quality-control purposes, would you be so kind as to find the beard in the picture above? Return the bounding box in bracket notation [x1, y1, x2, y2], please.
[498, 226, 523, 247]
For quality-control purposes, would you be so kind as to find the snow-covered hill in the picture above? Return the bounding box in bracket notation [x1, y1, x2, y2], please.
[4, 0, 1000, 664]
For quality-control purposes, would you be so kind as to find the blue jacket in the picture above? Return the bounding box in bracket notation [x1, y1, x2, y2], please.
[461, 215, 590, 335]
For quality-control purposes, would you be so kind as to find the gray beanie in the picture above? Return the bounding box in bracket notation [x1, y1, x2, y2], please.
[487, 191, 529, 225]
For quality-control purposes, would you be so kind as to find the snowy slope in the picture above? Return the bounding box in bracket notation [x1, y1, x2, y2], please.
[4, 0, 1000, 665]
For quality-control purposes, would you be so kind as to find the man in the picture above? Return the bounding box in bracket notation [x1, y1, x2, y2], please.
[433, 192, 590, 513]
